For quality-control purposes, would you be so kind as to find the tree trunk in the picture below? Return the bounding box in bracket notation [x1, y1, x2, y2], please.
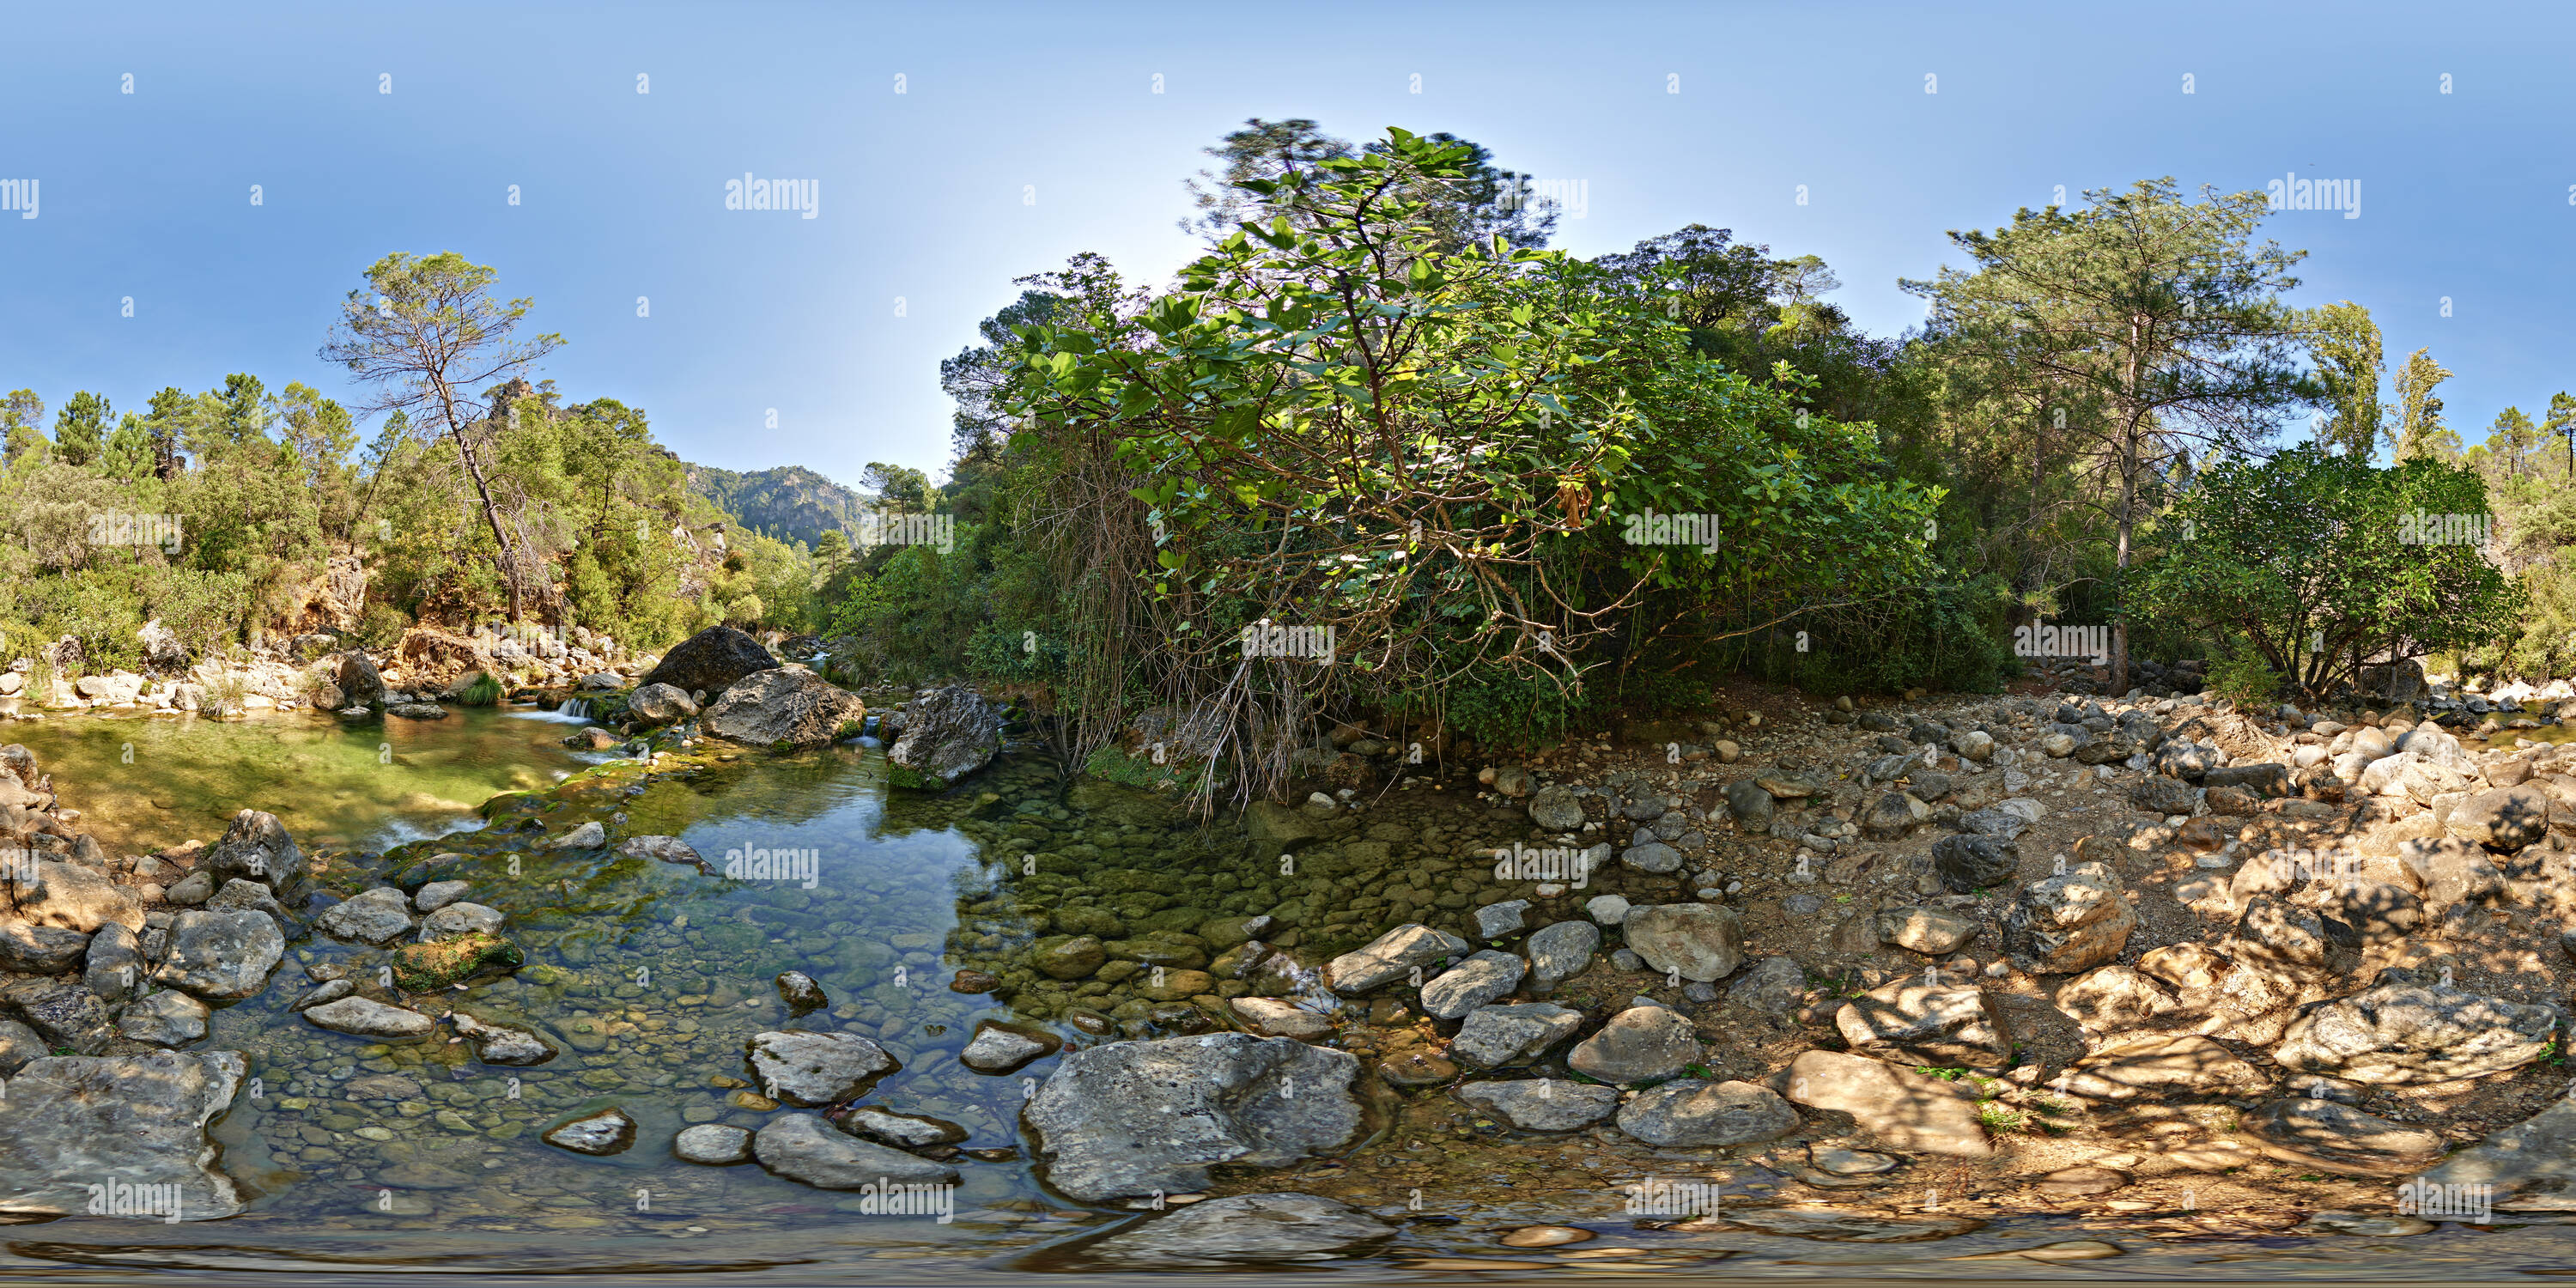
[434, 378, 523, 623]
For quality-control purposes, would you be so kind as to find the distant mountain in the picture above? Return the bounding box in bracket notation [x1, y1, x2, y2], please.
[686, 463, 868, 549]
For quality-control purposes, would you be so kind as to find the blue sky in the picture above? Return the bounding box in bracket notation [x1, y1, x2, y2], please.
[5, 0, 2574, 489]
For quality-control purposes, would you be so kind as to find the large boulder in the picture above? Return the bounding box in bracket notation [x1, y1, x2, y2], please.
[1024, 1033, 1361, 1201]
[887, 684, 1004, 790]
[1835, 979, 2014, 1066]
[1620, 902, 1745, 982]
[2274, 978, 2555, 1084]
[197, 809, 304, 892]
[2446, 785, 2551, 852]
[702, 667, 866, 751]
[627, 683, 698, 725]
[0, 1050, 246, 1219]
[637, 625, 779, 698]
[1568, 1004, 1702, 1084]
[1785, 1049, 1992, 1157]
[2001, 860, 2135, 975]
[333, 650, 386, 709]
[150, 909, 284, 1001]
[2414, 1098, 2576, 1211]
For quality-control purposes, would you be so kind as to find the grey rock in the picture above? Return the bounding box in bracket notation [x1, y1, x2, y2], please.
[2447, 786, 2551, 852]
[838, 1106, 969, 1148]
[1524, 920, 1600, 988]
[1620, 841, 1683, 874]
[884, 683, 1001, 787]
[289, 978, 354, 1012]
[1569, 1005, 1701, 1083]
[543, 1107, 638, 1156]
[1616, 1078, 1800, 1147]
[628, 683, 700, 725]
[316, 887, 414, 946]
[672, 1122, 754, 1165]
[1450, 1002, 1585, 1069]
[1723, 780, 1775, 829]
[0, 921, 89, 974]
[1420, 950, 1527, 1019]
[2414, 1098, 2576, 1211]
[1622, 902, 1744, 982]
[1024, 1033, 1360, 1201]
[1472, 899, 1531, 939]
[2002, 861, 2136, 975]
[1528, 784, 1586, 831]
[1585, 894, 1632, 926]
[707, 667, 868, 752]
[1082, 1192, 1394, 1268]
[616, 835, 708, 871]
[334, 650, 386, 708]
[82, 922, 140, 1002]
[302, 996, 434, 1039]
[1230, 997, 1332, 1041]
[1325, 923, 1468, 994]
[412, 879, 471, 912]
[0, 1050, 247, 1218]
[204, 878, 289, 922]
[3, 980, 113, 1054]
[150, 909, 283, 1000]
[636, 624, 780, 698]
[117, 990, 210, 1046]
[1455, 1078, 1619, 1131]
[959, 1021, 1060, 1073]
[2131, 775, 2199, 816]
[2275, 980, 2555, 1085]
[746, 1029, 901, 1105]
[1931, 835, 2018, 893]
[1835, 979, 2014, 1066]
[2397, 837, 2506, 909]
[451, 1012, 556, 1065]
[198, 809, 303, 891]
[1861, 792, 1929, 841]
[420, 901, 503, 942]
[2, 858, 143, 933]
[547, 821, 607, 850]
[0, 1018, 46, 1075]
[1957, 807, 2032, 841]
[2243, 1097, 2446, 1177]
[1727, 955, 1807, 1015]
[775, 970, 829, 1017]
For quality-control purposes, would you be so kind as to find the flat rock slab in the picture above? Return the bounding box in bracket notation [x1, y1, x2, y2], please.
[1835, 980, 2014, 1067]
[544, 1107, 639, 1156]
[1231, 997, 1333, 1042]
[754, 1113, 960, 1188]
[1569, 1005, 1701, 1084]
[0, 1050, 246, 1219]
[3, 858, 143, 933]
[1326, 923, 1467, 994]
[150, 909, 284, 1001]
[451, 1012, 556, 1065]
[1617, 1078, 1800, 1147]
[1701, 1205, 1986, 1242]
[4, 979, 113, 1054]
[2243, 1097, 2445, 1177]
[1450, 1002, 1584, 1069]
[2049, 1033, 2268, 1102]
[118, 991, 210, 1046]
[2274, 981, 2555, 1084]
[1420, 950, 1526, 1019]
[746, 1030, 900, 1105]
[2415, 1098, 2576, 1211]
[1025, 1033, 1360, 1202]
[1455, 1078, 1620, 1132]
[1082, 1192, 1395, 1268]
[1786, 1049, 1993, 1157]
[317, 887, 415, 945]
[302, 996, 435, 1039]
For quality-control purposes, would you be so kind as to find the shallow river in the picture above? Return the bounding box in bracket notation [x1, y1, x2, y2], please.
[1, 707, 2568, 1284]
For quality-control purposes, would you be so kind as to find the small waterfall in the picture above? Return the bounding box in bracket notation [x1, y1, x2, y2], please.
[557, 698, 589, 720]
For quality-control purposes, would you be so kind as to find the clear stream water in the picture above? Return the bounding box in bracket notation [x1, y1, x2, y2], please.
[0, 706, 2569, 1285]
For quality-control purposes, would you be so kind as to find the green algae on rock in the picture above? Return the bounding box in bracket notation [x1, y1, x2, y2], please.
[391, 930, 525, 992]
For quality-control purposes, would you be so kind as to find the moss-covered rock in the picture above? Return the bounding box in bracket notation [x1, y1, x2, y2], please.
[391, 931, 524, 992]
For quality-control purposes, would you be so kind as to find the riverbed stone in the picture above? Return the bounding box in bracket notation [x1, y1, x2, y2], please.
[1472, 899, 1530, 939]
[0, 1050, 246, 1219]
[317, 887, 415, 945]
[2274, 979, 2555, 1084]
[303, 996, 435, 1039]
[544, 1106, 639, 1156]
[420, 901, 504, 941]
[2047, 1033, 2269, 1102]
[198, 809, 303, 891]
[753, 1112, 962, 1188]
[1785, 1048, 1993, 1157]
[1420, 950, 1526, 1019]
[2243, 1097, 2446, 1177]
[1874, 905, 1979, 956]
[1616, 1078, 1800, 1147]
[2413, 1098, 2576, 1211]
[1083, 1192, 1396, 1268]
[389, 931, 523, 992]
[81, 922, 139, 1002]
[1455, 1078, 1620, 1132]
[411, 879, 471, 913]
[450, 1012, 556, 1065]
[151, 908, 283, 1001]
[2002, 861, 2135, 975]
[747, 1029, 900, 1105]
[1569, 1004, 1701, 1084]
[1723, 781, 1774, 829]
[117, 990, 210, 1046]
[1024, 1033, 1362, 1202]
[1524, 920, 1600, 988]
[1325, 923, 1467, 993]
[836, 1107, 969, 1149]
[673, 1123, 754, 1165]
[1728, 955, 1807, 1015]
[0, 922, 89, 974]
[1528, 785, 1586, 831]
[546, 821, 607, 850]
[1835, 979, 2013, 1066]
[204, 878, 291, 923]
[1451, 1002, 1585, 1069]
[1620, 841, 1683, 874]
[628, 683, 700, 725]
[1230, 997, 1333, 1041]
[638, 624, 779, 697]
[4, 979, 112, 1054]
[1031, 934, 1109, 981]
[0, 1018, 41, 1075]
[706, 666, 867, 751]
[959, 1021, 1060, 1073]
[2446, 785, 2550, 851]
[885, 683, 1000, 788]
[1620, 902, 1744, 982]
[1931, 835, 2018, 893]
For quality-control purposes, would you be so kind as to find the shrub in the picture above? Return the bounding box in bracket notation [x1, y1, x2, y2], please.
[458, 671, 502, 707]
[355, 603, 410, 653]
[2205, 653, 2282, 708]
